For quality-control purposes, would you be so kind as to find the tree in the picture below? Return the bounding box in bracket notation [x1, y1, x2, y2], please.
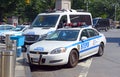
[71, 0, 85, 10]
[24, 0, 55, 23]
[71, 0, 120, 20]
[1, 0, 120, 24]
[0, 0, 56, 24]
[0, 0, 19, 21]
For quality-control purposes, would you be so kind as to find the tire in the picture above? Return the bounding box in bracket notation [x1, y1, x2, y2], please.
[96, 43, 104, 56]
[67, 50, 79, 68]
[27, 53, 32, 65]
[105, 27, 108, 32]
[22, 45, 27, 52]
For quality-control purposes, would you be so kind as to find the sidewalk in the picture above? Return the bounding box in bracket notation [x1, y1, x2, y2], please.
[0, 43, 32, 77]
[15, 52, 32, 77]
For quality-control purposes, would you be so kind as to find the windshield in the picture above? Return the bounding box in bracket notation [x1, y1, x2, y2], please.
[31, 15, 59, 27]
[45, 30, 79, 41]
[0, 26, 14, 30]
[12, 26, 25, 31]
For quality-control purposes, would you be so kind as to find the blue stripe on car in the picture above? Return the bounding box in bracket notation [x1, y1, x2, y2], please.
[80, 44, 99, 53]
[65, 35, 102, 52]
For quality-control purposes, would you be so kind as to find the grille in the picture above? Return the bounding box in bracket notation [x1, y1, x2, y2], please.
[30, 51, 48, 54]
[24, 35, 39, 41]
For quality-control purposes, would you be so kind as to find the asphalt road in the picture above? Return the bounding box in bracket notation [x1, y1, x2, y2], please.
[87, 29, 120, 77]
[31, 29, 120, 77]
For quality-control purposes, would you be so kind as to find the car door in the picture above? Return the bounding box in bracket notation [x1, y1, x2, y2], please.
[79, 29, 90, 58]
[86, 29, 100, 54]
[79, 29, 100, 58]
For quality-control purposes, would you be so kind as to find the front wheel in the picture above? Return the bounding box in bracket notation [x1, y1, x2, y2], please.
[67, 50, 79, 68]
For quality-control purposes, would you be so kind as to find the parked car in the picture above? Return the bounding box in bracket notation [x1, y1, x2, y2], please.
[27, 25, 106, 68]
[93, 18, 110, 31]
[0, 25, 29, 42]
[114, 21, 120, 29]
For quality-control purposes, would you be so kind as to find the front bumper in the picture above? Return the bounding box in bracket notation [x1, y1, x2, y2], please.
[27, 51, 68, 66]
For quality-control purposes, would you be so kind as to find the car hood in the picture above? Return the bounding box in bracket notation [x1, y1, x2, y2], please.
[29, 40, 76, 53]
[23, 27, 55, 35]
[0, 30, 22, 36]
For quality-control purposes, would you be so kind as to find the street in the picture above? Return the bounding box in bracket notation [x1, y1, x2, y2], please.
[1, 0, 120, 77]
[31, 29, 120, 77]
[87, 29, 120, 77]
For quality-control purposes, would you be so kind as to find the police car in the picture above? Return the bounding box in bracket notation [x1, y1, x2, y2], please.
[0, 25, 29, 42]
[27, 25, 106, 68]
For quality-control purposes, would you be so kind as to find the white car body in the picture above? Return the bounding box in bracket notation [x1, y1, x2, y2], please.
[27, 26, 106, 67]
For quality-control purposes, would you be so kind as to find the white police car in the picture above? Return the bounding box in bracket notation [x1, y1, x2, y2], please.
[0, 25, 29, 42]
[27, 26, 106, 68]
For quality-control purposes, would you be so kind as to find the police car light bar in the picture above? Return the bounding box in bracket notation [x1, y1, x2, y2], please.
[64, 22, 89, 28]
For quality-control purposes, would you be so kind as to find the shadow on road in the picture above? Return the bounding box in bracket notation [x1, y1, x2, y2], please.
[106, 37, 120, 46]
[30, 56, 93, 72]
[30, 64, 65, 72]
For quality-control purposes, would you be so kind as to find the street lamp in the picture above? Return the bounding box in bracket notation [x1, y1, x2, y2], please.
[113, 3, 119, 21]
[25, 0, 30, 4]
[114, 4, 117, 21]
[84, 0, 91, 12]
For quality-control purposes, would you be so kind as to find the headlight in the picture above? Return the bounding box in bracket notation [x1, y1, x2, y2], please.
[39, 34, 47, 40]
[50, 47, 66, 54]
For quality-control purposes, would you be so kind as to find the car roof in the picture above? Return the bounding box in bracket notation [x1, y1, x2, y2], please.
[38, 9, 91, 16]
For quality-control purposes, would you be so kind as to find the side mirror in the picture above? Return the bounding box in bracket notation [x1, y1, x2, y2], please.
[81, 36, 87, 41]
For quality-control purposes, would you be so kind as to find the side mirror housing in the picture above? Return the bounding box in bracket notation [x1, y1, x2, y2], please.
[81, 36, 87, 41]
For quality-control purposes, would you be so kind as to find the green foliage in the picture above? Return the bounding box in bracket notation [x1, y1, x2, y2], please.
[0, 0, 55, 24]
[1, 0, 120, 24]
[71, 0, 120, 20]
[71, 0, 85, 10]
[0, 0, 18, 21]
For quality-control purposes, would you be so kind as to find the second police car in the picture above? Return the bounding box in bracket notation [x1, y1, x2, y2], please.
[27, 24, 106, 68]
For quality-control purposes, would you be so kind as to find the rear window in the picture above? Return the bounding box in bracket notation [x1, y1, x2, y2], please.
[70, 15, 92, 25]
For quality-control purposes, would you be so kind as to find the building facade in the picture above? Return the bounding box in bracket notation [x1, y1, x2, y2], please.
[55, 0, 71, 10]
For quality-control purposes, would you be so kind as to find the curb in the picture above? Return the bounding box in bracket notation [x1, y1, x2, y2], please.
[23, 52, 32, 77]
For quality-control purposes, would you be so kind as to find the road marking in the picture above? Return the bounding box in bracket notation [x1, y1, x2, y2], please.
[78, 58, 93, 77]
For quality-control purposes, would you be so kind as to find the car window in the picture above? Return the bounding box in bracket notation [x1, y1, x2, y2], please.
[58, 15, 67, 29]
[13, 26, 25, 31]
[80, 29, 89, 40]
[0, 26, 14, 30]
[70, 15, 92, 25]
[87, 29, 99, 37]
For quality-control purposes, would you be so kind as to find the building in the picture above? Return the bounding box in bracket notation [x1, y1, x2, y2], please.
[55, 0, 71, 10]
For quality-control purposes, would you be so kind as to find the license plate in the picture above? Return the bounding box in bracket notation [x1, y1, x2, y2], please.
[29, 53, 42, 63]
[32, 58, 39, 63]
